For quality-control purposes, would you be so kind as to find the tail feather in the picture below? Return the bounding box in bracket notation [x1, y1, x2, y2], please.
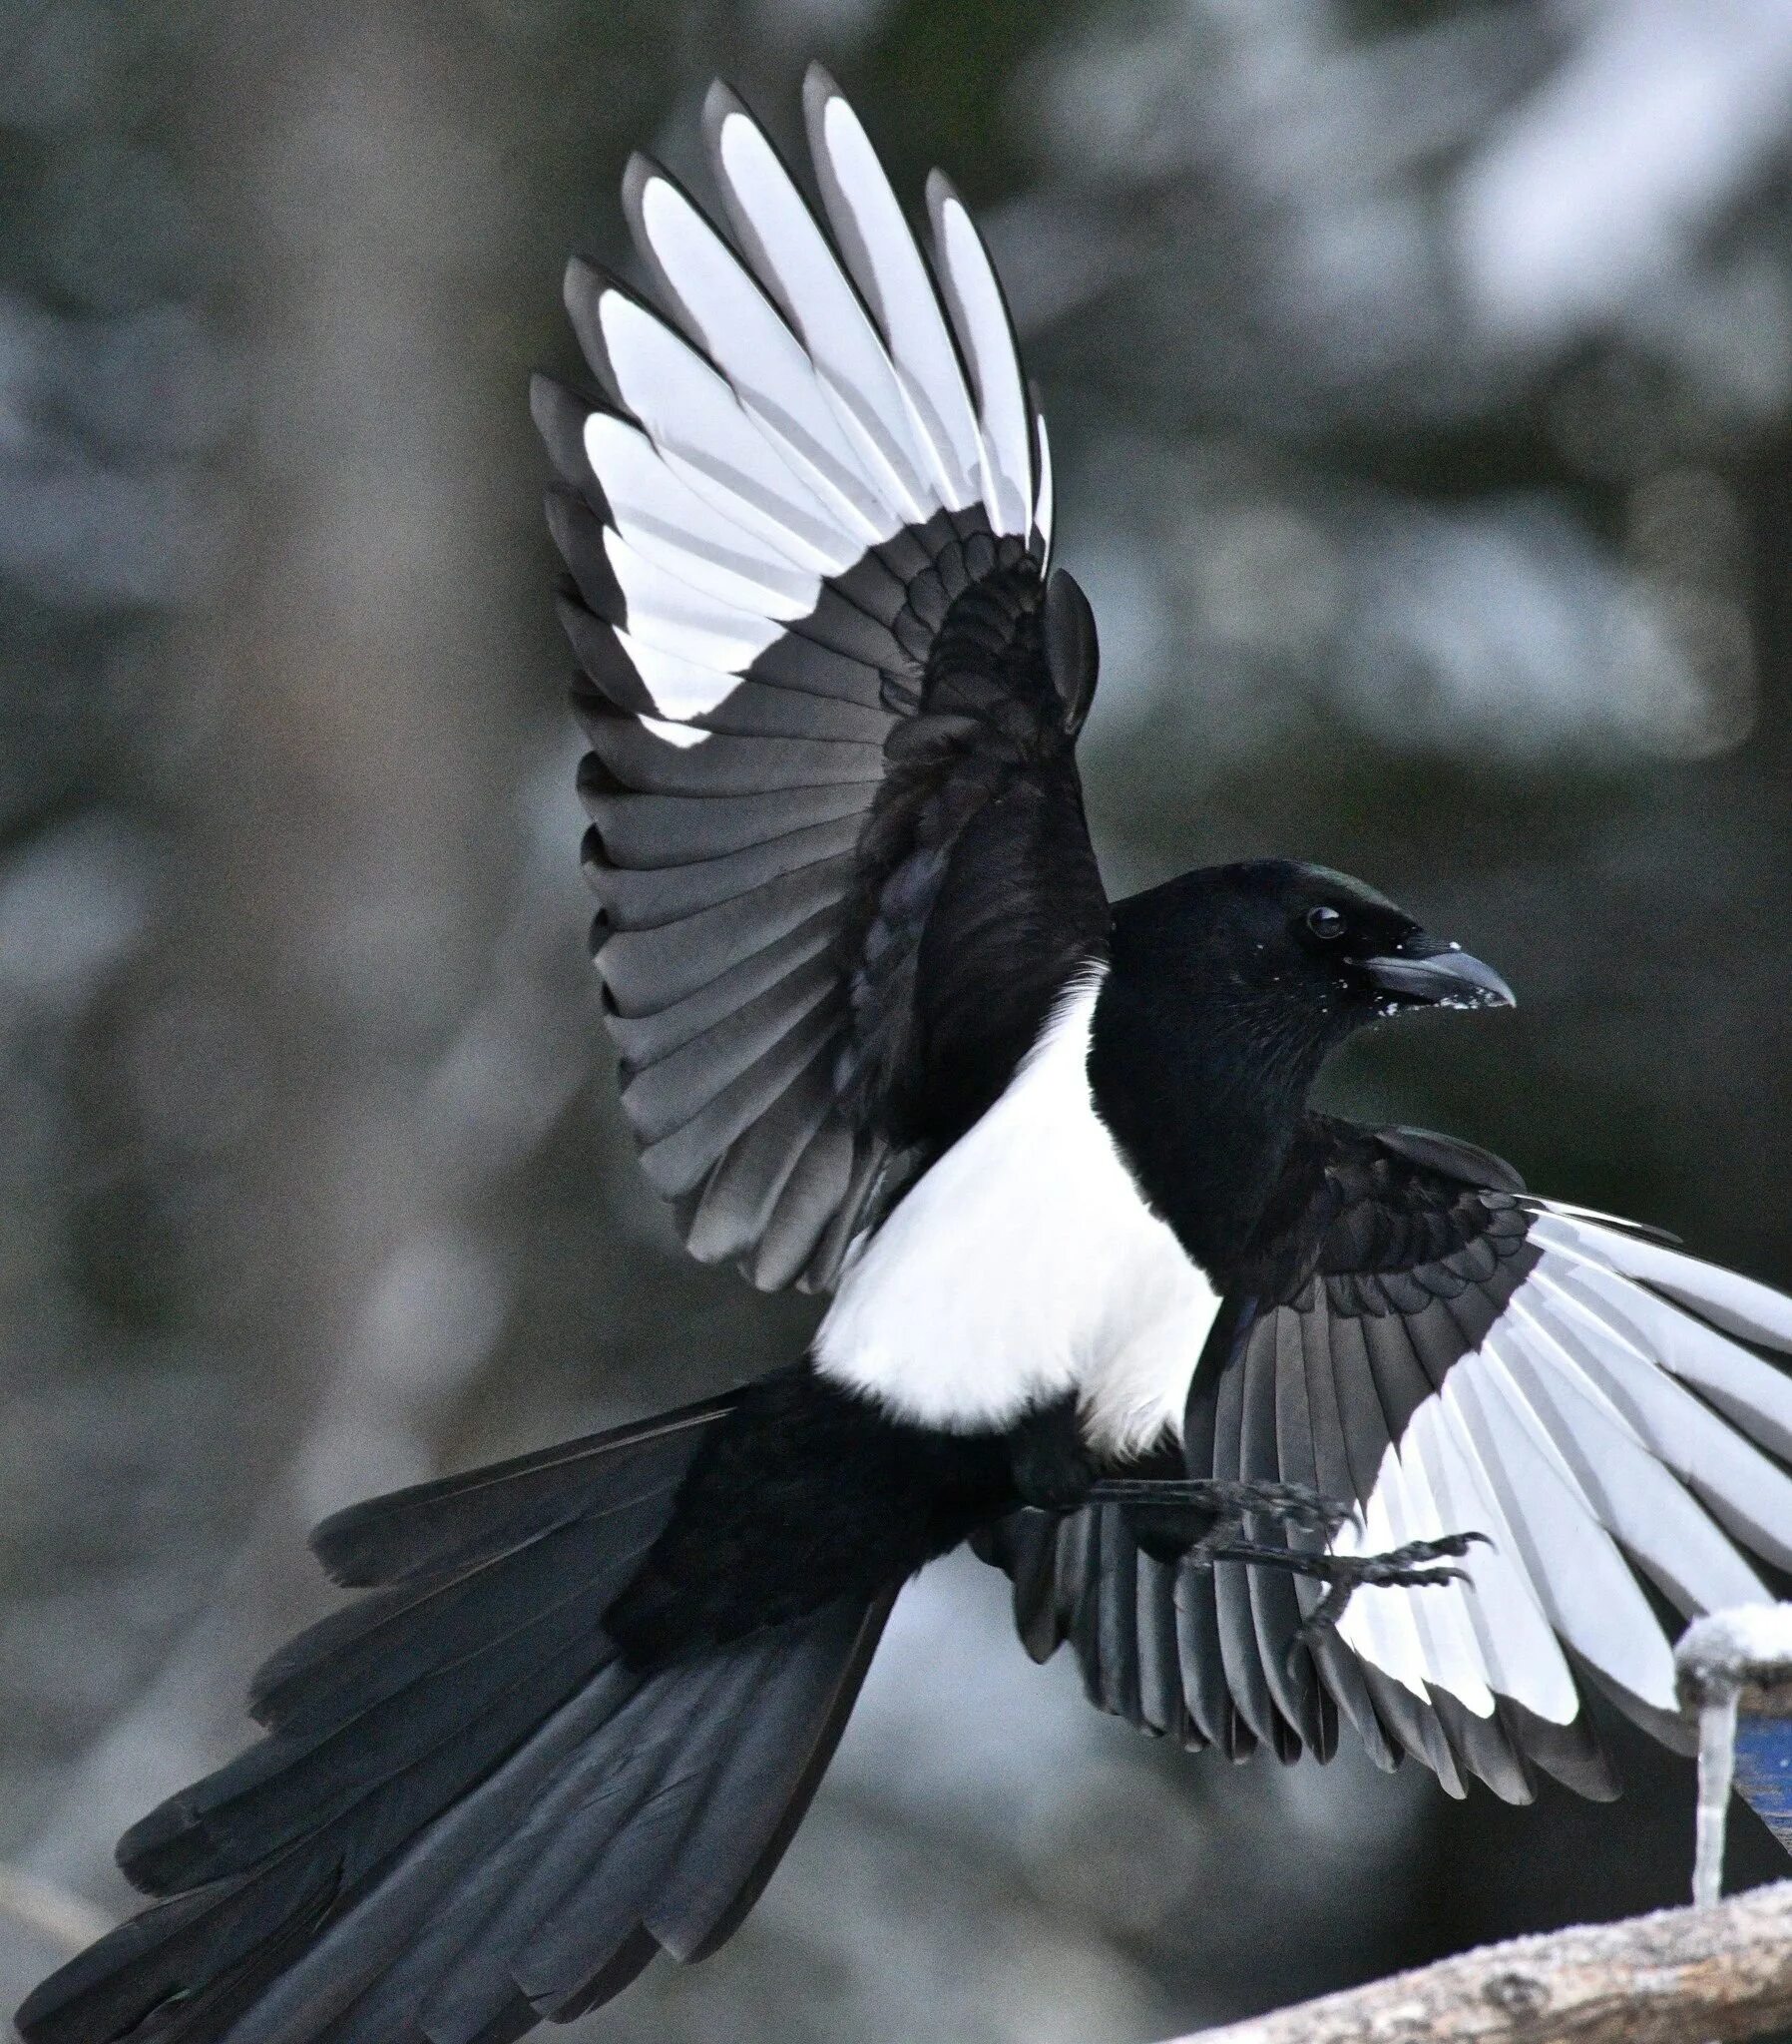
[245, 1527, 617, 1748]
[309, 1396, 741, 1589]
[211, 1665, 651, 2044]
[122, 1509, 658, 1898]
[15, 1393, 892, 2044]
[241, 1400, 744, 1748]
[649, 1590, 890, 1962]
[399, 1652, 770, 2040]
[229, 1606, 884, 2044]
[13, 1850, 344, 2044]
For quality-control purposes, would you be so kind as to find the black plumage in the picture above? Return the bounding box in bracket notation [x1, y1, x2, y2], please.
[19, 1385, 985, 2044]
[24, 63, 1792, 2044]
[979, 1122, 1564, 1795]
[563, 408, 1101, 1287]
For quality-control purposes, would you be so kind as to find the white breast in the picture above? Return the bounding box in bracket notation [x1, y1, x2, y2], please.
[813, 970, 1219, 1455]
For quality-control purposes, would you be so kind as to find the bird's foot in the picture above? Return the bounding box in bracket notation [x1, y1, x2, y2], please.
[1081, 1475, 1486, 1631]
[1201, 1531, 1490, 1642]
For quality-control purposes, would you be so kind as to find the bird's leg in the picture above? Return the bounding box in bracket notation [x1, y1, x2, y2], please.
[1080, 1475, 1357, 1567]
[1015, 1431, 1478, 1625]
[1005, 1395, 1100, 1512]
[1085, 1475, 1357, 1541]
[1076, 1474, 1358, 1565]
[1003, 1406, 1361, 1545]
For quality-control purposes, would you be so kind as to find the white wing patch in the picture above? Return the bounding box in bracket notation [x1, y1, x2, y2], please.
[814, 972, 1219, 1452]
[574, 70, 1050, 747]
[581, 412, 819, 617]
[1333, 1209, 1792, 1723]
[806, 80, 986, 511]
[592, 291, 855, 575]
[926, 174, 1033, 537]
[1032, 412, 1056, 555]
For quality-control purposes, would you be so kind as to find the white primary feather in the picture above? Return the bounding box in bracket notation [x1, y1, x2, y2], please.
[1601, 1227, 1792, 1348]
[1501, 1289, 1767, 1614]
[574, 81, 1048, 755]
[1401, 1428, 1505, 1713]
[609, 631, 740, 723]
[1537, 1250, 1792, 1468]
[1532, 1262, 1792, 1569]
[627, 162, 901, 543]
[805, 74, 984, 511]
[1332, 1224, 1792, 1725]
[1536, 1210, 1792, 1370]
[600, 531, 786, 676]
[927, 174, 1033, 537]
[1474, 1336, 1680, 1709]
[594, 290, 860, 574]
[1033, 412, 1056, 552]
[1338, 1454, 1435, 1699]
[584, 414, 820, 620]
[1419, 1390, 1579, 1722]
[706, 87, 937, 525]
[814, 971, 1218, 1450]
[1381, 1438, 1496, 1715]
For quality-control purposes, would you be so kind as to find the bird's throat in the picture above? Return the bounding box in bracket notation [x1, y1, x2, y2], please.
[1087, 969, 1328, 1280]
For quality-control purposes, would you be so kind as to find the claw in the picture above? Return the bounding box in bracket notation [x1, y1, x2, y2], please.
[1077, 1479, 1489, 1644]
[1291, 1531, 1492, 1643]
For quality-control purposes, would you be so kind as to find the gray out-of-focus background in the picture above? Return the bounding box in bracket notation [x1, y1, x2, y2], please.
[5, 0, 1792, 2037]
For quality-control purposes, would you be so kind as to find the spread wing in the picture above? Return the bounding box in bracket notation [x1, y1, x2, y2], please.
[977, 1121, 1792, 1801]
[538, 68, 1108, 1292]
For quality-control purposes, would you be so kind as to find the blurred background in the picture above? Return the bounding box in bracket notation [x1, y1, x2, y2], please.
[4, 0, 1792, 2037]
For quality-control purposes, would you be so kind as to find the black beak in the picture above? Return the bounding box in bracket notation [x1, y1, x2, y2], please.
[1363, 941, 1516, 1012]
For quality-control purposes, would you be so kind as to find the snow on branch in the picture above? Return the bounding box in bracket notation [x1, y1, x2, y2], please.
[1163, 1877, 1792, 2044]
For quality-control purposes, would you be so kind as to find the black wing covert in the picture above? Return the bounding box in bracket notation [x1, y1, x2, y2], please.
[538, 69, 1108, 1291]
[979, 1119, 1792, 1801]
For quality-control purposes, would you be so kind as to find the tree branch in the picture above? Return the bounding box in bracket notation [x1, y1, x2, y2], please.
[1169, 1878, 1792, 2044]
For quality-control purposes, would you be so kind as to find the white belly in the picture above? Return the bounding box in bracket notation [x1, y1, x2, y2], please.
[813, 971, 1220, 1456]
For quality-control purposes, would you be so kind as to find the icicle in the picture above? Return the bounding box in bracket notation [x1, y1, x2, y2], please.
[1692, 1686, 1738, 1907]
[1676, 1604, 1792, 1905]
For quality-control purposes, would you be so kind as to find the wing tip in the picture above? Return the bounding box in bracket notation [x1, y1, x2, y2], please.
[620, 146, 656, 211]
[531, 370, 593, 490]
[544, 483, 624, 621]
[701, 75, 756, 159]
[564, 253, 624, 400]
[801, 64, 855, 209]
[619, 149, 667, 273]
[802, 59, 845, 122]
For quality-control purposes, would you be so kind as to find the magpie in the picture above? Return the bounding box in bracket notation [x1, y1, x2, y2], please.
[22, 68, 1792, 2044]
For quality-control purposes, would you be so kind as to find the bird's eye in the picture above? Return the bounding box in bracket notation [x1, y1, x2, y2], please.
[1306, 905, 1348, 941]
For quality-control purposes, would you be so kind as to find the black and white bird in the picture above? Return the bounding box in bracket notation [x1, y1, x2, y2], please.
[23, 68, 1792, 2044]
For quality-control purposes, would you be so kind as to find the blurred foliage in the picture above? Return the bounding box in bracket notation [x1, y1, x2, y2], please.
[4, 0, 1792, 2038]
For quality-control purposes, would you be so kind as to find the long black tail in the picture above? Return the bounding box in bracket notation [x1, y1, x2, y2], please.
[16, 1394, 894, 2044]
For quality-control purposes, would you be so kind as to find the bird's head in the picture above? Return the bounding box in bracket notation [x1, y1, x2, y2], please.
[1110, 857, 1515, 1067]
[1223, 859, 1514, 1025]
